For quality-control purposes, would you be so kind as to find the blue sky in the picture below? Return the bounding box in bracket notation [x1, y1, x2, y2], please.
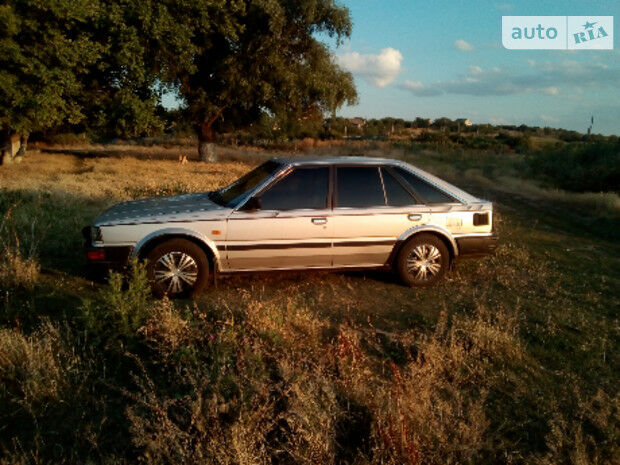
[326, 0, 620, 135]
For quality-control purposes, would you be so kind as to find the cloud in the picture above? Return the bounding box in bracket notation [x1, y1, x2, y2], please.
[540, 114, 559, 123]
[401, 80, 442, 97]
[454, 39, 475, 52]
[399, 61, 620, 97]
[336, 48, 403, 87]
[495, 3, 514, 12]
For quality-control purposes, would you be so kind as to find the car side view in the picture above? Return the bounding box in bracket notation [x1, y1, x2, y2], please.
[83, 157, 498, 297]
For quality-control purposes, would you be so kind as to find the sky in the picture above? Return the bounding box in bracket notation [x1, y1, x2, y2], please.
[325, 0, 620, 135]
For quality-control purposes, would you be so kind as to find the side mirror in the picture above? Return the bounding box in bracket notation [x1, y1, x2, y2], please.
[242, 196, 262, 211]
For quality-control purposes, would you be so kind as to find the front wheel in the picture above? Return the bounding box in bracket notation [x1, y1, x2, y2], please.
[146, 238, 210, 298]
[396, 234, 450, 287]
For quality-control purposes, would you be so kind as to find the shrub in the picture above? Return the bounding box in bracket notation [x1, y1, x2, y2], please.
[42, 132, 91, 146]
[82, 260, 153, 345]
[527, 141, 620, 192]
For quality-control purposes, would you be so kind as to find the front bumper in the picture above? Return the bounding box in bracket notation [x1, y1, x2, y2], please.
[456, 233, 499, 258]
[82, 226, 133, 273]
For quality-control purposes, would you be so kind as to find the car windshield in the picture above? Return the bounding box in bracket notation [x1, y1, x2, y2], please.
[209, 160, 284, 208]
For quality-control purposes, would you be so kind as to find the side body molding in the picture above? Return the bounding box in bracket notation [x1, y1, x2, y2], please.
[131, 227, 222, 270]
[397, 224, 459, 257]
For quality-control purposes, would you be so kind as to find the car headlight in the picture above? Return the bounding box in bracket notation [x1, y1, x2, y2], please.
[82, 226, 103, 243]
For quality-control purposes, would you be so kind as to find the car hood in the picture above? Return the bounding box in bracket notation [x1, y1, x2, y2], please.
[94, 192, 229, 226]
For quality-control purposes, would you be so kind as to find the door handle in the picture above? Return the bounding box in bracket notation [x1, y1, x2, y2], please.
[311, 217, 327, 225]
[408, 214, 422, 221]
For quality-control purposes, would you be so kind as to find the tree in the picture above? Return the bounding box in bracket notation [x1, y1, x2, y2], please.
[1, 1, 357, 161]
[0, 0, 102, 159]
[156, 0, 357, 161]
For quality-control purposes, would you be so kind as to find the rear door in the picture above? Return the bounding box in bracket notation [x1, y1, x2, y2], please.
[331, 165, 429, 267]
[225, 166, 333, 270]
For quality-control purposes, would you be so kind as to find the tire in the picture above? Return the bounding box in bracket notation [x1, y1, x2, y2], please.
[396, 234, 450, 287]
[145, 238, 210, 298]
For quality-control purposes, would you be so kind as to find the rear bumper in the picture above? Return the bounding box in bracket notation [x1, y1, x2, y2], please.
[456, 233, 499, 258]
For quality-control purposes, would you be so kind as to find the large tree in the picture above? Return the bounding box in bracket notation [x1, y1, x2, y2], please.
[0, 0, 102, 157]
[155, 0, 357, 161]
[1, 0, 356, 160]
[0, 0, 165, 151]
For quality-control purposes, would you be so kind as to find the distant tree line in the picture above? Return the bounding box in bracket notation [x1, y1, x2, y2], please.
[218, 114, 616, 148]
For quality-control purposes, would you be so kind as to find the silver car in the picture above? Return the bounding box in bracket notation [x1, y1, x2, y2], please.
[83, 157, 497, 296]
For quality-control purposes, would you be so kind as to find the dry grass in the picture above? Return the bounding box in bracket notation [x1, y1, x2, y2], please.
[0, 151, 250, 203]
[0, 321, 74, 408]
[0, 143, 617, 464]
[0, 205, 40, 290]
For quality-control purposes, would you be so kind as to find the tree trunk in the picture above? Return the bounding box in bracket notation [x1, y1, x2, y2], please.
[198, 119, 217, 162]
[0, 130, 8, 165]
[15, 134, 28, 157]
[0, 132, 20, 165]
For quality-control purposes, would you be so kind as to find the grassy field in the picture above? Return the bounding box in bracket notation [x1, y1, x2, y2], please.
[0, 143, 618, 464]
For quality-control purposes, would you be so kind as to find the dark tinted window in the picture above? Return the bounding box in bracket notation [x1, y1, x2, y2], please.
[381, 168, 417, 206]
[394, 167, 455, 204]
[337, 167, 385, 208]
[260, 168, 329, 210]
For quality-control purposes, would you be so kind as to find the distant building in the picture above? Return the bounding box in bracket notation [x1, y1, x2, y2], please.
[347, 117, 366, 129]
[456, 118, 472, 126]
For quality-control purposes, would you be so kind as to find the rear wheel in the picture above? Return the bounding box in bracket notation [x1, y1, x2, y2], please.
[146, 238, 209, 298]
[396, 234, 450, 287]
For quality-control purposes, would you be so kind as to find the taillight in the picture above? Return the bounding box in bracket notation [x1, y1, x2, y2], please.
[473, 212, 489, 226]
[87, 249, 106, 261]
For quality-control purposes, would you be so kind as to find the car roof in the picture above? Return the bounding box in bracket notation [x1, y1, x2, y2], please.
[272, 156, 481, 204]
[276, 156, 400, 166]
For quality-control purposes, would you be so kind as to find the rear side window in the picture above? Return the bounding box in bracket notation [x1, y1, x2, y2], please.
[336, 167, 385, 208]
[381, 168, 418, 206]
[394, 167, 456, 204]
[260, 167, 329, 210]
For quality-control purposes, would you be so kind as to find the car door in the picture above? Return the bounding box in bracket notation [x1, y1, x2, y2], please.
[224, 166, 333, 270]
[331, 165, 429, 267]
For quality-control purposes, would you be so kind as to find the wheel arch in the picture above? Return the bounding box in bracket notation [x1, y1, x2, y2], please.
[132, 228, 221, 271]
[389, 225, 458, 266]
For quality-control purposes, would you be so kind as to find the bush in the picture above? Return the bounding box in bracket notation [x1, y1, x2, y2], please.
[83, 260, 152, 344]
[42, 132, 91, 146]
[415, 131, 452, 146]
[527, 141, 620, 192]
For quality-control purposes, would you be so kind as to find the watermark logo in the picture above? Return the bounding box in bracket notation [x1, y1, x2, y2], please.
[568, 17, 613, 49]
[502, 16, 613, 50]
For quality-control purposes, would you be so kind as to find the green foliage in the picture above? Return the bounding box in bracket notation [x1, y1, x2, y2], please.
[159, 0, 357, 134]
[1, 1, 357, 143]
[0, 0, 102, 135]
[89, 260, 152, 341]
[416, 130, 452, 146]
[527, 141, 620, 193]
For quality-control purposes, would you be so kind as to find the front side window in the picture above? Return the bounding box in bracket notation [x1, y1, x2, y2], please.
[260, 167, 329, 210]
[336, 166, 385, 208]
[394, 167, 456, 204]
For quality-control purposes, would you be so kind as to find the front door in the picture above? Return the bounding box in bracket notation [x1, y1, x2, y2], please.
[225, 167, 333, 270]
